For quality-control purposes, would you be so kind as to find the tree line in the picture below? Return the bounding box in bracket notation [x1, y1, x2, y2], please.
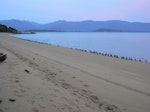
[0, 24, 19, 33]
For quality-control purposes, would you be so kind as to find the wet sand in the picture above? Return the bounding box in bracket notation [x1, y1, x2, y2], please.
[0, 33, 150, 112]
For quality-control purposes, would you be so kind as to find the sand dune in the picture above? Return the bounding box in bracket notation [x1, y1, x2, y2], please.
[0, 33, 150, 112]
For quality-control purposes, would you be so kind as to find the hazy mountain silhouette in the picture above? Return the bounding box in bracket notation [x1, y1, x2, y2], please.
[0, 19, 150, 32]
[0, 19, 43, 31]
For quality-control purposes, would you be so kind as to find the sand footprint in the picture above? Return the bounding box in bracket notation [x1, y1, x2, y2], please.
[61, 82, 70, 89]
[72, 76, 76, 79]
[32, 107, 39, 112]
[83, 84, 88, 87]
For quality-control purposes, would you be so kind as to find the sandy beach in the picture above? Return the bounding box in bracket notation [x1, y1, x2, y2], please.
[0, 33, 150, 112]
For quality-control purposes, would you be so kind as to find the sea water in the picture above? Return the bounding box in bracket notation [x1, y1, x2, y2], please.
[12, 32, 150, 61]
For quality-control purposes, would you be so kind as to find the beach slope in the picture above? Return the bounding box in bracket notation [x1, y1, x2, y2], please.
[0, 33, 150, 112]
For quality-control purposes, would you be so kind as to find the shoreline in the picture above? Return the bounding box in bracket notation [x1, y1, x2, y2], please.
[0, 33, 150, 112]
[12, 34, 150, 63]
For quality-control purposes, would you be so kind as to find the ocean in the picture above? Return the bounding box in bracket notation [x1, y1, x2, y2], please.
[12, 32, 150, 62]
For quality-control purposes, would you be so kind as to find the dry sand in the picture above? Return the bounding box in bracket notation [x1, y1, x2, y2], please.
[0, 33, 150, 112]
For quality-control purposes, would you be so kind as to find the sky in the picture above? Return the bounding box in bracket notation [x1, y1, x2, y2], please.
[0, 0, 150, 23]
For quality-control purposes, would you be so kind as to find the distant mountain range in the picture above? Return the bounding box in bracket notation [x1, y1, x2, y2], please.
[0, 19, 150, 32]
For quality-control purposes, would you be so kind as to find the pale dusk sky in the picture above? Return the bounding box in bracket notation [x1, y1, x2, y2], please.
[0, 0, 150, 23]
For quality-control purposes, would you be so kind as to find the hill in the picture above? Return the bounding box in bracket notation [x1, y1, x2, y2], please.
[0, 19, 43, 31]
[0, 24, 19, 33]
[0, 19, 150, 32]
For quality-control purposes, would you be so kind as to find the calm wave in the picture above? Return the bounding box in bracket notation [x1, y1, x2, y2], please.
[12, 32, 150, 61]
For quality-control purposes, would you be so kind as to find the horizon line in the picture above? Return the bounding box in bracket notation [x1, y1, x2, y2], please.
[0, 19, 150, 24]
